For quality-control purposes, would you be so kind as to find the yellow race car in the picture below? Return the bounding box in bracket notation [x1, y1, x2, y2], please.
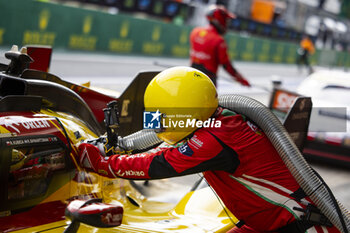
[0, 46, 237, 233]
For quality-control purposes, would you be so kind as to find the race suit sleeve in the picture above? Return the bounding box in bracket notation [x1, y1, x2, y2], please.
[217, 41, 251, 87]
[105, 129, 239, 180]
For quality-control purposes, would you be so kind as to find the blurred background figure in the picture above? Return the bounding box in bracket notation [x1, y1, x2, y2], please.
[297, 34, 315, 74]
[189, 5, 250, 87]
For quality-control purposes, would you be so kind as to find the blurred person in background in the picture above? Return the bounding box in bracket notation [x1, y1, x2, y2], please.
[297, 34, 315, 74]
[189, 5, 250, 87]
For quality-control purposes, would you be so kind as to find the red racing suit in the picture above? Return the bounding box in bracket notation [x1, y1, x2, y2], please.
[189, 25, 249, 87]
[82, 108, 339, 233]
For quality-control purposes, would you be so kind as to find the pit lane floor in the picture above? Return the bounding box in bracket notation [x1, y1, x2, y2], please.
[1, 50, 349, 210]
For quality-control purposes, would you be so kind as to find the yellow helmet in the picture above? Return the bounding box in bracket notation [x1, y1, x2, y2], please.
[144, 66, 218, 144]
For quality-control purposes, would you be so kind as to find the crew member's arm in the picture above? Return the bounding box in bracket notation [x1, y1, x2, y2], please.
[218, 41, 251, 87]
[77, 130, 238, 179]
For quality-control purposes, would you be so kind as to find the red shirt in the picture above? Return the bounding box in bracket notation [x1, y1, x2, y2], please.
[105, 108, 339, 232]
[190, 25, 231, 75]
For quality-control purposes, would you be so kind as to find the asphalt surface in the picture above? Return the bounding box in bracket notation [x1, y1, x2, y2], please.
[47, 51, 306, 104]
[1, 49, 349, 211]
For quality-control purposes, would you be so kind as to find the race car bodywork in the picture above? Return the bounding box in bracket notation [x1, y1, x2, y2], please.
[0, 47, 237, 232]
[269, 70, 350, 168]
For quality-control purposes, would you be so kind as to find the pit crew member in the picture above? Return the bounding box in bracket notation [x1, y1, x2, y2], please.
[189, 5, 250, 87]
[77, 67, 339, 233]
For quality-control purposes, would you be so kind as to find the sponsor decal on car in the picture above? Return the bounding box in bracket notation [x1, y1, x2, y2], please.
[1, 117, 52, 134]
